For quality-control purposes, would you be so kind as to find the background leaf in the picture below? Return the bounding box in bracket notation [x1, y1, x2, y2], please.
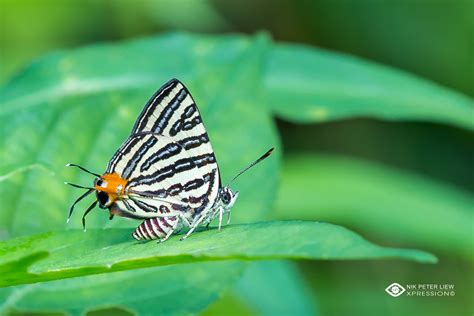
[264, 42, 474, 129]
[202, 260, 319, 316]
[0, 262, 244, 316]
[274, 154, 473, 260]
[233, 261, 318, 316]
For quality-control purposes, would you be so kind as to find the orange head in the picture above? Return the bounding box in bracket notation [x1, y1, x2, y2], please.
[66, 164, 130, 230]
[94, 172, 128, 209]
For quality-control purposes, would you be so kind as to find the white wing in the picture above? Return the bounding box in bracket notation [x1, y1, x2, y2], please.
[106, 79, 221, 216]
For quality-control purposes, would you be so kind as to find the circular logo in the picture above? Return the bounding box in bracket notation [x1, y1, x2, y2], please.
[385, 283, 406, 297]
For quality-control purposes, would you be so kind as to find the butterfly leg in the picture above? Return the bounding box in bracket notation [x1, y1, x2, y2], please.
[180, 213, 206, 241]
[226, 210, 231, 225]
[159, 222, 178, 243]
[179, 212, 193, 228]
[217, 207, 224, 231]
[158, 213, 191, 243]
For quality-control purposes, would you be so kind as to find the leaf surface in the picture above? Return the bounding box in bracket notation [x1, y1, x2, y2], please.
[0, 221, 436, 288]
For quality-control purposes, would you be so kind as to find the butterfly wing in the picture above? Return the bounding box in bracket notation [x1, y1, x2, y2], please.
[106, 79, 221, 218]
[130, 78, 208, 138]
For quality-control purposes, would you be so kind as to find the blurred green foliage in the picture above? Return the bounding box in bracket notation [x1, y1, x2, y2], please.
[275, 154, 473, 259]
[0, 1, 472, 315]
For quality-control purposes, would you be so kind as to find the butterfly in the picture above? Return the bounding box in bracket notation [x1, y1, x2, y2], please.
[66, 79, 273, 242]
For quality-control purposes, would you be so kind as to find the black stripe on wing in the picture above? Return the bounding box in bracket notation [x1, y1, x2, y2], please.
[131, 78, 202, 137]
[131, 172, 209, 199]
[140, 142, 182, 173]
[150, 88, 188, 134]
[121, 136, 158, 179]
[129, 79, 211, 141]
[139, 133, 210, 173]
[128, 168, 218, 215]
[130, 197, 157, 213]
[131, 78, 180, 135]
[128, 153, 216, 187]
[169, 104, 202, 137]
[106, 134, 145, 174]
[190, 168, 218, 214]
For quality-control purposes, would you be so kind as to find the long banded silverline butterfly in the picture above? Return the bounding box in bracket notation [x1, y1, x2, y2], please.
[65, 78, 274, 242]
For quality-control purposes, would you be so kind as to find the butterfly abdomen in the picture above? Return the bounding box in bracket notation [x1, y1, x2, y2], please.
[132, 216, 178, 240]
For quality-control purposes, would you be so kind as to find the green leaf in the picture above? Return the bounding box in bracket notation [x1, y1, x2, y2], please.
[0, 262, 244, 316]
[0, 221, 436, 288]
[202, 261, 318, 316]
[274, 155, 473, 260]
[264, 42, 474, 129]
[233, 261, 318, 316]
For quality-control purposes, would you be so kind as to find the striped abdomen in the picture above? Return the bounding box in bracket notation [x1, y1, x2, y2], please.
[132, 216, 178, 240]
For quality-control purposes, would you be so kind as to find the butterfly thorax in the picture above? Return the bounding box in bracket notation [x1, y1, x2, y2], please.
[94, 173, 128, 209]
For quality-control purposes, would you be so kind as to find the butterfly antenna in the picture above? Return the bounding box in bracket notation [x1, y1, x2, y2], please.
[66, 163, 101, 177]
[230, 147, 274, 184]
[64, 182, 94, 190]
[67, 189, 94, 223]
[82, 200, 98, 232]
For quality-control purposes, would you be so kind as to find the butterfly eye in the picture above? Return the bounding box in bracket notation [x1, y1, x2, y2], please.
[96, 191, 109, 208]
[94, 178, 105, 187]
[222, 192, 231, 204]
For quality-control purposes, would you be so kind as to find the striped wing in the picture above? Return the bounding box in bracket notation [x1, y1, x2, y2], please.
[130, 78, 205, 138]
[106, 79, 221, 216]
[111, 193, 183, 220]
